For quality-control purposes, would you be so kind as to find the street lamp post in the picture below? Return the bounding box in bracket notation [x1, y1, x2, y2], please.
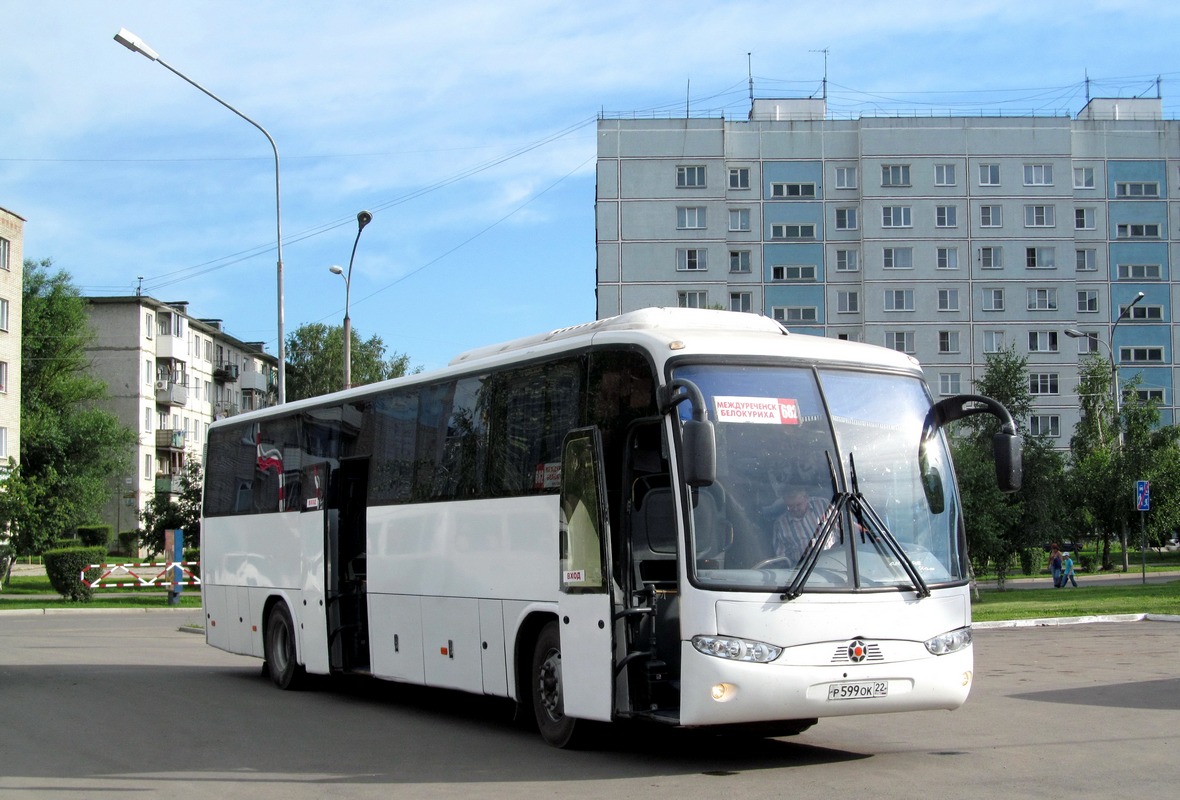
[1065, 290, 1145, 570]
[328, 211, 373, 390]
[114, 28, 288, 404]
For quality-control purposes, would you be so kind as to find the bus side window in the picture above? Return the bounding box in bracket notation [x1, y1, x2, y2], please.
[560, 432, 607, 593]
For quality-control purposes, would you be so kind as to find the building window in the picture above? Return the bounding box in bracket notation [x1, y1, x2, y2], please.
[938, 373, 962, 396]
[835, 166, 857, 189]
[1024, 164, 1054, 186]
[1119, 346, 1164, 363]
[1075, 208, 1096, 230]
[835, 249, 859, 272]
[1028, 331, 1059, 353]
[980, 205, 1003, 227]
[0, 298, 7, 332]
[728, 167, 750, 190]
[885, 331, 915, 353]
[881, 164, 911, 187]
[729, 250, 751, 273]
[771, 183, 816, 198]
[983, 331, 1005, 353]
[678, 290, 708, 308]
[1027, 288, 1058, 311]
[979, 163, 1001, 186]
[1115, 182, 1159, 198]
[1116, 223, 1161, 239]
[1117, 263, 1162, 280]
[883, 247, 913, 269]
[938, 289, 960, 311]
[0, 238, 10, 271]
[0, 361, 6, 394]
[1120, 302, 1163, 320]
[983, 288, 1005, 311]
[882, 206, 912, 227]
[1024, 205, 1055, 227]
[1073, 167, 1095, 189]
[1076, 248, 1097, 272]
[834, 207, 858, 230]
[1077, 291, 1099, 313]
[676, 249, 707, 271]
[1026, 247, 1056, 269]
[677, 206, 706, 229]
[1030, 415, 1061, 437]
[937, 247, 959, 270]
[771, 264, 816, 281]
[1029, 373, 1059, 395]
[728, 208, 750, 232]
[980, 246, 1003, 269]
[935, 206, 958, 228]
[729, 292, 752, 313]
[884, 289, 915, 312]
[0, 427, 6, 459]
[935, 163, 957, 186]
[837, 291, 859, 313]
[772, 306, 818, 323]
[1137, 388, 1165, 403]
[204, 339, 213, 362]
[938, 330, 960, 354]
[677, 165, 706, 187]
[771, 223, 815, 239]
[145, 313, 153, 340]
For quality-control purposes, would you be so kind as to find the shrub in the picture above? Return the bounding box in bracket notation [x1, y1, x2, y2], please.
[77, 525, 113, 550]
[1019, 548, 1045, 576]
[1079, 553, 1098, 573]
[115, 531, 139, 557]
[43, 547, 107, 602]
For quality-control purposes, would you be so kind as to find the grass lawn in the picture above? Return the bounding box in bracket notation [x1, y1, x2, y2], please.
[0, 573, 201, 610]
[972, 581, 1180, 621]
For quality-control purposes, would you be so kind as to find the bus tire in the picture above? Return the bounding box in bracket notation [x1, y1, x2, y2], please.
[265, 602, 306, 690]
[530, 620, 582, 748]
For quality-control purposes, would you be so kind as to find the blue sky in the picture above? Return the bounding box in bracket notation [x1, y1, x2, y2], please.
[3, 0, 1179, 370]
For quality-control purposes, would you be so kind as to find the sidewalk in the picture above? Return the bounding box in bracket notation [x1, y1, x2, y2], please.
[975, 569, 1180, 591]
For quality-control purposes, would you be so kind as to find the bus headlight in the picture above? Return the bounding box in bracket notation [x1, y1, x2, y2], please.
[692, 635, 782, 663]
[924, 627, 972, 656]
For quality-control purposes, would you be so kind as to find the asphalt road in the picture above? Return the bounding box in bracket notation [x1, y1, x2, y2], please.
[0, 611, 1176, 799]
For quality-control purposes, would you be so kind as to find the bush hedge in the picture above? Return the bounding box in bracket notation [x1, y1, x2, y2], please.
[1020, 547, 1045, 576]
[77, 525, 113, 550]
[43, 547, 107, 602]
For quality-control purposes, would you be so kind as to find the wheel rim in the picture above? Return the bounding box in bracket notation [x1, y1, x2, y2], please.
[537, 647, 563, 721]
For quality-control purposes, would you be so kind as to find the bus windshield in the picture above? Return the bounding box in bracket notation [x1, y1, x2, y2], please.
[672, 363, 965, 594]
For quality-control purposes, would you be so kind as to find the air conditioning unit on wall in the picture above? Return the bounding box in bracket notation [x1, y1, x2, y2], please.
[155, 380, 169, 392]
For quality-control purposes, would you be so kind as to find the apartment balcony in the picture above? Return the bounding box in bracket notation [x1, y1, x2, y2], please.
[154, 380, 188, 406]
[213, 362, 239, 383]
[239, 368, 269, 393]
[154, 475, 178, 495]
[155, 429, 187, 451]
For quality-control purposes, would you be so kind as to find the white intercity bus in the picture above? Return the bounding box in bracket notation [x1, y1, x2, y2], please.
[201, 308, 1021, 747]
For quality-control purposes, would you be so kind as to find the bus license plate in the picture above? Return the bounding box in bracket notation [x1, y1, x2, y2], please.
[827, 680, 888, 700]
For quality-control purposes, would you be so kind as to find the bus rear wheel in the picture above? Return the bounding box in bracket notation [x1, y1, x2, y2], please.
[531, 621, 583, 748]
[265, 602, 306, 690]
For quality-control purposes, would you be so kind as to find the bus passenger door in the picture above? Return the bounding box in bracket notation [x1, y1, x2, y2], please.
[557, 429, 617, 722]
[326, 456, 370, 673]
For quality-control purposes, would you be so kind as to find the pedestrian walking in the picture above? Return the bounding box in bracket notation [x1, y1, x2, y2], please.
[1061, 551, 1078, 588]
[1049, 544, 1063, 588]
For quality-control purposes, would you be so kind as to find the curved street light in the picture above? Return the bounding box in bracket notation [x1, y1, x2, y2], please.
[329, 210, 373, 390]
[114, 28, 288, 404]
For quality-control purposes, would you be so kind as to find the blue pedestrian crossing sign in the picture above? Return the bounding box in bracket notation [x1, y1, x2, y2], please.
[1136, 480, 1150, 511]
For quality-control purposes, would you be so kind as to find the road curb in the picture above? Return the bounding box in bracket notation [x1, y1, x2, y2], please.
[975, 613, 1180, 629]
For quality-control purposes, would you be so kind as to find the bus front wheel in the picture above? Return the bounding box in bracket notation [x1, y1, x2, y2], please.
[531, 621, 582, 748]
[265, 602, 306, 690]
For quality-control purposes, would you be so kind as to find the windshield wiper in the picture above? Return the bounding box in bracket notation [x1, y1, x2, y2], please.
[781, 454, 930, 601]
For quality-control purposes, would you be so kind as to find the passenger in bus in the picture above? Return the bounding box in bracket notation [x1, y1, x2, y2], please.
[773, 485, 835, 565]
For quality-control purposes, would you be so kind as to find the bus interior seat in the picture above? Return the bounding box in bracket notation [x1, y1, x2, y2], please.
[631, 484, 677, 585]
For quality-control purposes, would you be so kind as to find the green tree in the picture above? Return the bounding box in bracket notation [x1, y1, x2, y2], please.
[953, 345, 1065, 587]
[0, 259, 137, 557]
[138, 457, 203, 558]
[285, 322, 413, 401]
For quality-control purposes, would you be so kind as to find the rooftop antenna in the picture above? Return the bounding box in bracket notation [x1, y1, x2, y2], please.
[810, 47, 829, 100]
[747, 52, 754, 105]
[686, 78, 690, 118]
[1085, 69, 1090, 103]
[136, 276, 144, 296]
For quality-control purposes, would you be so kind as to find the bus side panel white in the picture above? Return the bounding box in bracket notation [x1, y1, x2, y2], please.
[204, 584, 233, 653]
[369, 594, 424, 684]
[478, 599, 508, 696]
[421, 596, 483, 693]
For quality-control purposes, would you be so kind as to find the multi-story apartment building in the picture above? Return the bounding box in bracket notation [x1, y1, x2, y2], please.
[0, 206, 23, 472]
[597, 97, 1180, 442]
[85, 296, 278, 538]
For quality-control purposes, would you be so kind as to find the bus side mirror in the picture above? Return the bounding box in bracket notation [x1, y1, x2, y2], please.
[682, 419, 716, 487]
[993, 432, 1022, 493]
